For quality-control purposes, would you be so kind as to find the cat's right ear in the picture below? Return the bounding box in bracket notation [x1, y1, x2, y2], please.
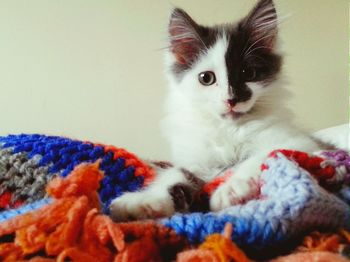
[168, 8, 205, 65]
[242, 0, 278, 49]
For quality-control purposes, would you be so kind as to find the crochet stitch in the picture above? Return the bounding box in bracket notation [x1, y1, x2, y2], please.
[0, 162, 186, 261]
[0, 134, 350, 260]
[163, 152, 350, 248]
[0, 134, 155, 213]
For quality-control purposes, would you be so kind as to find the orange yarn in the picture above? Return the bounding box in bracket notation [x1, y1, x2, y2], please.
[177, 223, 250, 262]
[270, 229, 350, 262]
[0, 162, 186, 262]
[271, 251, 350, 262]
[298, 231, 343, 253]
[260, 229, 350, 262]
[177, 249, 220, 262]
[339, 229, 350, 243]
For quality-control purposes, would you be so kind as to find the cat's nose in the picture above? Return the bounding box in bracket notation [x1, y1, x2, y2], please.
[227, 99, 236, 107]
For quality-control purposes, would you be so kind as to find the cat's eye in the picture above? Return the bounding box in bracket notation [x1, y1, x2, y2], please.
[198, 71, 216, 86]
[242, 68, 256, 81]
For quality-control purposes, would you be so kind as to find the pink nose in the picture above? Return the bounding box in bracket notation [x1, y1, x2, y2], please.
[227, 99, 236, 107]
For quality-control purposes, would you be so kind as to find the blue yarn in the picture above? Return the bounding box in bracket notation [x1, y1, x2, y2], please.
[100, 184, 114, 202]
[0, 134, 146, 218]
[162, 153, 350, 248]
[30, 143, 46, 157]
[0, 198, 52, 222]
[110, 159, 126, 179]
[118, 166, 135, 183]
[89, 146, 104, 159]
[2, 134, 350, 252]
[113, 185, 124, 197]
[100, 152, 115, 171]
[339, 187, 350, 204]
[126, 176, 144, 191]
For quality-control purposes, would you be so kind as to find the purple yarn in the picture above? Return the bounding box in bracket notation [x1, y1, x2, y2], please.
[322, 150, 350, 172]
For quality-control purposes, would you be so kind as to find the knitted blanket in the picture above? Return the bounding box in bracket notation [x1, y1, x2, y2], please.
[0, 134, 350, 261]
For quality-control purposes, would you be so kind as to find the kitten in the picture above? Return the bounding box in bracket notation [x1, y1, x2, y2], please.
[110, 0, 322, 221]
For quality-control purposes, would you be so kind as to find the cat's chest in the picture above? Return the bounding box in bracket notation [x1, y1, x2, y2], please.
[183, 118, 254, 167]
[205, 123, 251, 160]
[164, 107, 263, 169]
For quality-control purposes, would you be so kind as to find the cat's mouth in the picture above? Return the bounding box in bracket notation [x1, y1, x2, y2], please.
[222, 100, 254, 119]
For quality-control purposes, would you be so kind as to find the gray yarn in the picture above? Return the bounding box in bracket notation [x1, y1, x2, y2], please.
[0, 146, 50, 206]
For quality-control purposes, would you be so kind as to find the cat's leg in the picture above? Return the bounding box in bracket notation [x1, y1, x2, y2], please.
[109, 164, 203, 221]
[209, 133, 324, 211]
[210, 154, 265, 211]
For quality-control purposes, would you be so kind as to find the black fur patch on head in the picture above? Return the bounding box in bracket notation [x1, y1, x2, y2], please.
[168, 0, 282, 97]
[224, 0, 282, 103]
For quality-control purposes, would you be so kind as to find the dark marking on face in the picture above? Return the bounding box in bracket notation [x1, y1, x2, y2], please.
[225, 0, 282, 103]
[224, 23, 282, 104]
[168, 0, 282, 102]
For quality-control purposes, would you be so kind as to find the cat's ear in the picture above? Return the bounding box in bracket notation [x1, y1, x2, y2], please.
[168, 8, 206, 65]
[243, 0, 278, 49]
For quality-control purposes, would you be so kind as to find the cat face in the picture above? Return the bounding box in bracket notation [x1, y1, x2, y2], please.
[166, 0, 282, 119]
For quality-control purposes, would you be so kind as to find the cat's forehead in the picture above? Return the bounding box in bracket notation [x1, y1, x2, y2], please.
[197, 24, 243, 51]
[170, 24, 242, 76]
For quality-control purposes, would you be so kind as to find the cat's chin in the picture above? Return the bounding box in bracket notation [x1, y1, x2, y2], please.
[221, 111, 245, 119]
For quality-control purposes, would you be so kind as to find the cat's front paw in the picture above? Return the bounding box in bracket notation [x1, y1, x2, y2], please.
[209, 177, 259, 211]
[109, 190, 175, 222]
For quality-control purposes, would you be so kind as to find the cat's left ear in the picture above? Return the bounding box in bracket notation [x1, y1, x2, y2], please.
[243, 0, 278, 49]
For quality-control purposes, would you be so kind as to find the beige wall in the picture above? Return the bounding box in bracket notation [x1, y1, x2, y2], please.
[0, 0, 348, 160]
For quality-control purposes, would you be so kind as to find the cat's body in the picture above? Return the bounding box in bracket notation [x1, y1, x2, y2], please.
[162, 85, 317, 181]
[110, 0, 322, 221]
[162, 67, 311, 179]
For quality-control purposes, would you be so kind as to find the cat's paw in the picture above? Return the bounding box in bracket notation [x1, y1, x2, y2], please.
[209, 177, 258, 211]
[109, 190, 175, 222]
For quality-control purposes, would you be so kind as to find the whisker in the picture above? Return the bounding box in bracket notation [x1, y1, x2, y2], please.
[244, 45, 272, 58]
[243, 33, 276, 57]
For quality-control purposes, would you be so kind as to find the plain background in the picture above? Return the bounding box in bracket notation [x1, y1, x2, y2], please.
[0, 0, 348, 159]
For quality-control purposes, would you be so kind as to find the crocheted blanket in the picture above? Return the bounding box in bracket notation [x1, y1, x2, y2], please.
[0, 134, 350, 261]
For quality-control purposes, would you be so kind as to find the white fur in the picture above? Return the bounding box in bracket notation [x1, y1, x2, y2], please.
[162, 35, 321, 211]
[110, 167, 187, 221]
[110, 8, 323, 220]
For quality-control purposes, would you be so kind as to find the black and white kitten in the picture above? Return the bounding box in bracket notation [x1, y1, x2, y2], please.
[110, 0, 322, 221]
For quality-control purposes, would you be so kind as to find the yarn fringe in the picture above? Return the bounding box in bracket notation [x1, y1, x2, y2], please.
[177, 223, 250, 262]
[0, 162, 186, 262]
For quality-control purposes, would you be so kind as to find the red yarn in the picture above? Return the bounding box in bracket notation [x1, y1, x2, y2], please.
[272, 150, 336, 182]
[12, 199, 24, 209]
[203, 170, 233, 195]
[261, 163, 269, 171]
[0, 191, 12, 209]
[204, 150, 336, 195]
